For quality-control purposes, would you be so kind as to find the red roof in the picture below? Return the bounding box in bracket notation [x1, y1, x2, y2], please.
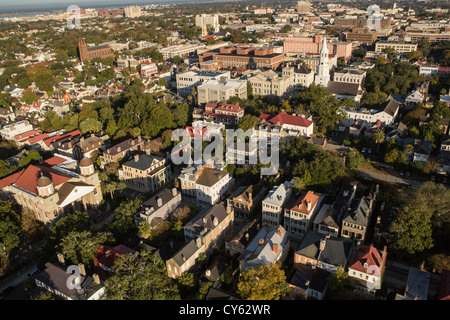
[215, 103, 243, 114]
[27, 133, 49, 144]
[0, 156, 71, 193]
[185, 126, 207, 138]
[43, 130, 81, 147]
[288, 191, 320, 215]
[14, 129, 42, 142]
[349, 245, 386, 274]
[259, 112, 313, 128]
[94, 244, 136, 280]
[0, 170, 25, 189]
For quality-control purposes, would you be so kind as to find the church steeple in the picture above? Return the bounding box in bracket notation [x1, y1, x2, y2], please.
[314, 37, 330, 87]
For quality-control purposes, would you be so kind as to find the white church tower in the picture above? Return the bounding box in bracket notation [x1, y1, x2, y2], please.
[314, 37, 330, 87]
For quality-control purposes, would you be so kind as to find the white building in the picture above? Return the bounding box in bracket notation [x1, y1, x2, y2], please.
[419, 64, 439, 77]
[196, 14, 220, 33]
[262, 179, 295, 228]
[0, 120, 34, 140]
[333, 67, 366, 85]
[176, 70, 230, 97]
[159, 43, 206, 60]
[179, 162, 233, 208]
[124, 5, 142, 18]
[314, 37, 330, 87]
[197, 78, 247, 105]
[340, 98, 400, 127]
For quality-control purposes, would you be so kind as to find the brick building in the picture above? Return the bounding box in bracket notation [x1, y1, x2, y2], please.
[78, 38, 115, 63]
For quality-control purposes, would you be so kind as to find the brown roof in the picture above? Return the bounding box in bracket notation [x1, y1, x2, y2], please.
[196, 168, 228, 187]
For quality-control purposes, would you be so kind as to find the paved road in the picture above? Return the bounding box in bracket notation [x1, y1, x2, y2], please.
[357, 168, 422, 186]
[0, 260, 39, 294]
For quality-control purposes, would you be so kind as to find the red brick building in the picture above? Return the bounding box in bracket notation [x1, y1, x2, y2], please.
[200, 46, 284, 70]
[78, 38, 115, 63]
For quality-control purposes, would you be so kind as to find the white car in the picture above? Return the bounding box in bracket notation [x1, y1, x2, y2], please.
[368, 149, 372, 154]
[361, 148, 366, 153]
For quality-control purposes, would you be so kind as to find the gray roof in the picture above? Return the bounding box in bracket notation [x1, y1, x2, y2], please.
[184, 202, 229, 236]
[295, 230, 325, 259]
[342, 197, 371, 227]
[262, 179, 294, 207]
[141, 188, 179, 210]
[381, 99, 400, 116]
[294, 65, 313, 74]
[441, 135, 450, 146]
[172, 237, 203, 266]
[318, 238, 354, 268]
[327, 81, 361, 96]
[123, 154, 165, 172]
[206, 287, 241, 300]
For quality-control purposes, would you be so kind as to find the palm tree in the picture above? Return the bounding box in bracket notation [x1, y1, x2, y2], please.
[374, 129, 385, 153]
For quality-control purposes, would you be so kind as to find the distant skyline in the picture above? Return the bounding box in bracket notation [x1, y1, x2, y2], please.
[0, 0, 188, 13]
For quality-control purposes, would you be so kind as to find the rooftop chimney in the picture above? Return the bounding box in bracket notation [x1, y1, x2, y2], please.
[273, 243, 278, 254]
[78, 263, 86, 276]
[134, 154, 139, 162]
[93, 273, 100, 285]
[172, 188, 178, 196]
[57, 252, 65, 265]
[156, 196, 163, 207]
[259, 238, 264, 245]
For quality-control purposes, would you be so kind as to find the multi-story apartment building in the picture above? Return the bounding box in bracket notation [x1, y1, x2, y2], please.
[262, 179, 295, 228]
[239, 225, 290, 271]
[124, 5, 142, 18]
[340, 98, 400, 127]
[284, 191, 325, 242]
[292, 65, 315, 88]
[375, 42, 418, 53]
[197, 78, 247, 105]
[176, 70, 230, 97]
[166, 203, 234, 278]
[0, 156, 102, 224]
[118, 153, 171, 193]
[179, 162, 233, 208]
[0, 120, 34, 140]
[284, 35, 353, 60]
[195, 14, 220, 33]
[334, 17, 391, 29]
[101, 136, 147, 167]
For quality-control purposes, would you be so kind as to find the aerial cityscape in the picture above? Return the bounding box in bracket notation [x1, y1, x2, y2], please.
[0, 0, 449, 305]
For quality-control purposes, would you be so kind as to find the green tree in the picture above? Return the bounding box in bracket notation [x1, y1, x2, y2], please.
[389, 206, 434, 255]
[105, 250, 180, 300]
[373, 129, 385, 152]
[21, 90, 39, 105]
[237, 263, 290, 300]
[79, 118, 103, 134]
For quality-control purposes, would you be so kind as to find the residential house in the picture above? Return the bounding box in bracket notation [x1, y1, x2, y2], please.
[224, 219, 260, 257]
[288, 265, 330, 300]
[348, 244, 387, 293]
[226, 183, 267, 220]
[313, 184, 357, 237]
[333, 67, 366, 85]
[256, 112, 314, 140]
[179, 162, 233, 208]
[284, 191, 324, 242]
[73, 135, 106, 160]
[134, 187, 182, 228]
[94, 244, 136, 280]
[405, 90, 424, 110]
[261, 179, 295, 228]
[403, 138, 433, 163]
[166, 203, 234, 279]
[238, 225, 290, 272]
[34, 262, 105, 300]
[101, 136, 147, 167]
[294, 231, 354, 273]
[118, 153, 172, 193]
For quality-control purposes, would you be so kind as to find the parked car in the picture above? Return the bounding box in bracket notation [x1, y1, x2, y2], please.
[405, 171, 410, 177]
[367, 149, 372, 154]
[400, 171, 404, 176]
[361, 148, 366, 153]
[444, 177, 448, 184]
[431, 175, 435, 181]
